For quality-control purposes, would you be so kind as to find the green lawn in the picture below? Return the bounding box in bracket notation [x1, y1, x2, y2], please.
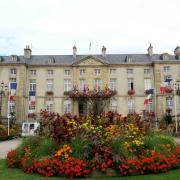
[0, 159, 180, 180]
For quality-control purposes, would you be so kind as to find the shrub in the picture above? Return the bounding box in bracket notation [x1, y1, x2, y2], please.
[143, 132, 176, 155]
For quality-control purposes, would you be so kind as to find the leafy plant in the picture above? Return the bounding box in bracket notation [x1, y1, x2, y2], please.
[70, 137, 92, 160]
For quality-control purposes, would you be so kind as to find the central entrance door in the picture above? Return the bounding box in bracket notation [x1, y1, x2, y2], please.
[78, 102, 87, 116]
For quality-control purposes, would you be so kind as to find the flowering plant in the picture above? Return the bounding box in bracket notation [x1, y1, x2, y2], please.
[165, 87, 173, 93]
[128, 89, 135, 95]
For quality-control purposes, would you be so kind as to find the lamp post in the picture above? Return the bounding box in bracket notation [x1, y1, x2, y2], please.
[173, 79, 180, 134]
[0, 82, 8, 117]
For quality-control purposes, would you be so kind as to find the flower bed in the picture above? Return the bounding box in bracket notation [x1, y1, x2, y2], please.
[6, 112, 180, 178]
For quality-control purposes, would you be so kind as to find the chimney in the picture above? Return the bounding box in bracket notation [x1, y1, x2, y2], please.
[147, 43, 153, 56]
[24, 45, 32, 59]
[73, 45, 77, 58]
[102, 45, 106, 57]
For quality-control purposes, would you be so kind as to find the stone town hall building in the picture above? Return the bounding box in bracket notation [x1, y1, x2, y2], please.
[0, 44, 180, 121]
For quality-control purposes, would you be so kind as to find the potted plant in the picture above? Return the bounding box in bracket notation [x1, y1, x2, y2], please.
[128, 89, 135, 95]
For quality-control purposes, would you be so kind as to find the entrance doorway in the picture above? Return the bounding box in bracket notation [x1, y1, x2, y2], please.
[78, 102, 87, 116]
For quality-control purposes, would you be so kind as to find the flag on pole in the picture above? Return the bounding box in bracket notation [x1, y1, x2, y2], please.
[160, 78, 173, 93]
[144, 94, 152, 105]
[29, 91, 36, 106]
[145, 88, 154, 95]
[9, 82, 17, 101]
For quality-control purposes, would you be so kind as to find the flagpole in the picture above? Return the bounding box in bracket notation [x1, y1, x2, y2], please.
[7, 82, 10, 136]
[154, 87, 158, 128]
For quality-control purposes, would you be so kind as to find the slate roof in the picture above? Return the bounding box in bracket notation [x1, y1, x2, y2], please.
[0, 53, 179, 66]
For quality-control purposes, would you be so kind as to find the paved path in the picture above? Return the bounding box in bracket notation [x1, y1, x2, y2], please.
[0, 138, 22, 159]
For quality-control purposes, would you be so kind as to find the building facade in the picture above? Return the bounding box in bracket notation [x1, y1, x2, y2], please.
[0, 44, 180, 121]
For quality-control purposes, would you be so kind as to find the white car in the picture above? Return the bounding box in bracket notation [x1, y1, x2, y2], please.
[22, 122, 40, 136]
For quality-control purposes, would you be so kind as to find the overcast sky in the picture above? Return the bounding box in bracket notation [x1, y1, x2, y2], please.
[0, 0, 180, 55]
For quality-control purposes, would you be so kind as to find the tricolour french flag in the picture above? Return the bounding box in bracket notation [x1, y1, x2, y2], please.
[9, 82, 17, 101]
[29, 91, 36, 106]
[160, 78, 173, 93]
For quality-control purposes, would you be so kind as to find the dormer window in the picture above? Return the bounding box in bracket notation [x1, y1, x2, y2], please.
[160, 53, 169, 60]
[125, 56, 132, 63]
[11, 55, 18, 61]
[48, 57, 55, 64]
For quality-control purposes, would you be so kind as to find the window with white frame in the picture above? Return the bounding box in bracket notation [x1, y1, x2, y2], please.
[147, 98, 153, 112]
[127, 78, 134, 90]
[79, 79, 86, 91]
[9, 101, 15, 113]
[30, 70, 36, 75]
[164, 66, 170, 73]
[94, 79, 101, 89]
[47, 70, 53, 75]
[109, 79, 116, 90]
[110, 69, 116, 75]
[144, 78, 152, 90]
[29, 79, 36, 91]
[127, 69, 133, 74]
[10, 68, 17, 75]
[166, 97, 173, 109]
[29, 101, 36, 112]
[64, 100, 71, 113]
[47, 79, 53, 91]
[110, 100, 117, 112]
[64, 69, 71, 76]
[127, 99, 135, 113]
[144, 69, 151, 75]
[94, 69, 100, 75]
[64, 79, 71, 92]
[80, 69, 85, 76]
[46, 101, 53, 112]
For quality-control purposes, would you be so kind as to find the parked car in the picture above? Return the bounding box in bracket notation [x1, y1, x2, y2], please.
[22, 122, 40, 136]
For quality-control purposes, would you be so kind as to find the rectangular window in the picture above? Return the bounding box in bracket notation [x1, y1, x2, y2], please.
[29, 104, 35, 112]
[144, 69, 151, 75]
[147, 99, 153, 112]
[64, 79, 71, 92]
[109, 79, 116, 90]
[110, 101, 117, 112]
[80, 69, 85, 76]
[127, 69, 133, 74]
[94, 69, 100, 75]
[144, 78, 152, 90]
[110, 69, 116, 74]
[29, 79, 36, 91]
[64, 70, 71, 76]
[9, 101, 15, 113]
[164, 66, 170, 73]
[47, 79, 53, 91]
[127, 78, 134, 90]
[47, 70, 53, 75]
[166, 97, 173, 108]
[64, 100, 71, 113]
[128, 99, 135, 113]
[46, 101, 53, 112]
[10, 68, 17, 75]
[94, 79, 101, 89]
[79, 79, 86, 91]
[30, 70, 36, 75]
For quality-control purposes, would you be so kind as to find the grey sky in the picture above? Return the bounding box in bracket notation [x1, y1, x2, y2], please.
[0, 0, 180, 55]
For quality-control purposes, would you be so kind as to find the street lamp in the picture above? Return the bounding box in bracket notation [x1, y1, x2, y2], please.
[0, 82, 8, 117]
[173, 79, 180, 134]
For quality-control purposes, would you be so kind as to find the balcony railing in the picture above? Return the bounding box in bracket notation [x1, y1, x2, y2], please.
[46, 91, 54, 96]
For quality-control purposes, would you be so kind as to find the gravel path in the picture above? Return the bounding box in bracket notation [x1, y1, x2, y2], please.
[0, 138, 22, 159]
